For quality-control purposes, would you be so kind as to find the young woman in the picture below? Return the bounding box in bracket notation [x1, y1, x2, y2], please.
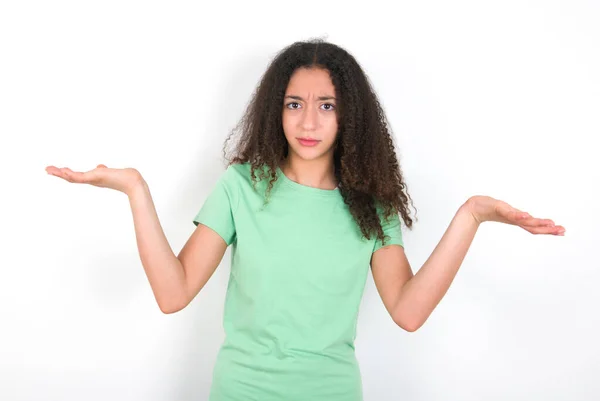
[46, 40, 565, 401]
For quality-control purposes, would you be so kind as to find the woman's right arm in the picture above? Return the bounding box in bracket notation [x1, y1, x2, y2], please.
[128, 178, 228, 314]
[46, 164, 227, 314]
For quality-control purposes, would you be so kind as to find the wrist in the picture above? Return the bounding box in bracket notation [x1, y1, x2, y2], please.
[126, 172, 148, 199]
[463, 196, 484, 225]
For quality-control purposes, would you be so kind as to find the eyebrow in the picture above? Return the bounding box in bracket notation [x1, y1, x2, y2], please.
[284, 95, 336, 101]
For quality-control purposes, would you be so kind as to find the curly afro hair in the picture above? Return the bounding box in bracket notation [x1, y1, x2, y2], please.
[223, 38, 417, 245]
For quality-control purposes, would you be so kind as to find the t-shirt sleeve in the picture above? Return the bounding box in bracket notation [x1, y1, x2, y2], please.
[192, 165, 239, 246]
[373, 208, 404, 253]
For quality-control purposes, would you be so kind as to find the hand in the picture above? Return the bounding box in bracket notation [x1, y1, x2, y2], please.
[466, 195, 566, 236]
[45, 164, 145, 196]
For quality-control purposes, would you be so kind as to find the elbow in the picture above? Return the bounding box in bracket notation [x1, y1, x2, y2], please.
[400, 322, 422, 333]
[157, 297, 188, 314]
[392, 299, 430, 332]
[397, 320, 422, 333]
[159, 303, 183, 314]
[393, 313, 424, 333]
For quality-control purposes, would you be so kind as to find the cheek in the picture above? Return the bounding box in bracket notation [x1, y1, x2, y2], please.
[325, 118, 338, 142]
[281, 115, 294, 137]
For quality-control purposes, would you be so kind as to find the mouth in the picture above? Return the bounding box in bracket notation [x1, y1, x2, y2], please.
[297, 138, 321, 147]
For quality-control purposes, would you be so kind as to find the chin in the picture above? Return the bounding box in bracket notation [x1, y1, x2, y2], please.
[290, 147, 330, 162]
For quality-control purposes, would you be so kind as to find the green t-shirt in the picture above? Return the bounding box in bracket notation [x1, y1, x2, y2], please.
[193, 162, 404, 401]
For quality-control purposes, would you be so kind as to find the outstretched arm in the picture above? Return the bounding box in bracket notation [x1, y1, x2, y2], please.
[46, 165, 228, 314]
[370, 196, 565, 332]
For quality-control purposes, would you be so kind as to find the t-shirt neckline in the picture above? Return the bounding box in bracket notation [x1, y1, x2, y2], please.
[276, 166, 340, 198]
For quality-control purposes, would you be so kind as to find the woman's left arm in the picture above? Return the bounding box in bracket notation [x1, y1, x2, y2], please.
[370, 195, 565, 332]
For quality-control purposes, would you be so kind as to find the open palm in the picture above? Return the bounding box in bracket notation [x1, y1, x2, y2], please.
[45, 164, 144, 195]
[468, 195, 565, 236]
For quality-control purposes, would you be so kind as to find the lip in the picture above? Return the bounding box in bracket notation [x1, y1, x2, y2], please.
[297, 138, 321, 147]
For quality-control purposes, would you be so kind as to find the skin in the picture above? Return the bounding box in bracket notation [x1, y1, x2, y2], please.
[45, 67, 566, 329]
[280, 67, 339, 190]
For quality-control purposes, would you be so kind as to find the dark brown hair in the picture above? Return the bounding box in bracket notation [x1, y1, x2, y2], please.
[223, 39, 417, 244]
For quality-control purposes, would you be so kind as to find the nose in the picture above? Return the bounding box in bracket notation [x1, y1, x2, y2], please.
[300, 104, 318, 131]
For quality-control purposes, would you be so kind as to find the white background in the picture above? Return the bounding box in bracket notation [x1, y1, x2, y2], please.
[1, 1, 598, 400]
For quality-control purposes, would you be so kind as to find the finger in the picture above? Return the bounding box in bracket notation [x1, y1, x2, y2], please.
[521, 225, 554, 235]
[61, 168, 84, 183]
[97, 164, 107, 168]
[46, 166, 72, 180]
[490, 203, 518, 223]
[505, 209, 530, 223]
[511, 208, 556, 226]
[61, 167, 99, 184]
[522, 224, 565, 235]
[520, 217, 555, 227]
[46, 166, 60, 176]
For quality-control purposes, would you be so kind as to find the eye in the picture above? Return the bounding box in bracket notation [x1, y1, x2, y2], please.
[321, 103, 336, 111]
[286, 102, 301, 109]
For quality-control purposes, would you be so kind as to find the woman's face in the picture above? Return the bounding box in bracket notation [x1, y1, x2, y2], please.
[282, 67, 338, 163]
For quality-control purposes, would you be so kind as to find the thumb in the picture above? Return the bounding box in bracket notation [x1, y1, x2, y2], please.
[97, 164, 108, 169]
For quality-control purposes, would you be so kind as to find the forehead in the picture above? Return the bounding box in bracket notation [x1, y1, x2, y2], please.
[286, 68, 335, 95]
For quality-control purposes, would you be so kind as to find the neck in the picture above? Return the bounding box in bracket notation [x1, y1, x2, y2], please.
[280, 155, 337, 190]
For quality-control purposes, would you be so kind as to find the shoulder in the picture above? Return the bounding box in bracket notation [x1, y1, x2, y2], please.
[374, 203, 403, 237]
[214, 162, 251, 183]
[220, 162, 253, 186]
[222, 162, 274, 193]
